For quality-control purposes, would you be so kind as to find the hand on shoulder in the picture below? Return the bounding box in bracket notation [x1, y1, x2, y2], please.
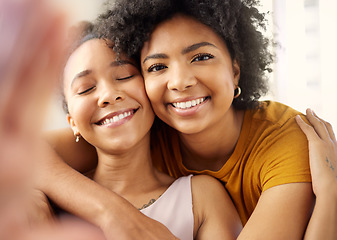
[296, 109, 337, 198]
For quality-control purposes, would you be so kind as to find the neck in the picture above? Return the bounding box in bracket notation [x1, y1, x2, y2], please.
[179, 107, 245, 171]
[93, 136, 160, 197]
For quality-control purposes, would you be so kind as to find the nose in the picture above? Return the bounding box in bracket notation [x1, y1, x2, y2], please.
[167, 66, 197, 91]
[97, 86, 124, 108]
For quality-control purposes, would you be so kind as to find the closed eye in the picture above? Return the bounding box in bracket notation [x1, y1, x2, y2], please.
[147, 63, 168, 73]
[78, 86, 95, 95]
[116, 75, 135, 81]
[191, 53, 214, 63]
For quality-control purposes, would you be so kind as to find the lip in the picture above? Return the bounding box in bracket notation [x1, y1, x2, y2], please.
[168, 96, 209, 116]
[95, 108, 139, 127]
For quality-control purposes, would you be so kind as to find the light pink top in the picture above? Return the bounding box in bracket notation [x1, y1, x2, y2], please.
[140, 175, 194, 240]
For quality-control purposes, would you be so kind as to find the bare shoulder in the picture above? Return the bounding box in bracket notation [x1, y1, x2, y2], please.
[191, 175, 242, 240]
[190, 175, 232, 210]
[191, 175, 226, 196]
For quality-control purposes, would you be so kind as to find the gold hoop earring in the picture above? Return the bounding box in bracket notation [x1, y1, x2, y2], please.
[234, 86, 241, 99]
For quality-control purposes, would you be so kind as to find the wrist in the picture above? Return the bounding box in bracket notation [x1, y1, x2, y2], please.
[97, 194, 143, 235]
[93, 189, 135, 230]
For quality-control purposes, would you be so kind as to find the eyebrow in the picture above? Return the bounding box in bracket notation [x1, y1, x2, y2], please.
[71, 60, 136, 88]
[71, 70, 92, 87]
[142, 53, 168, 64]
[110, 59, 136, 67]
[142, 42, 217, 64]
[181, 42, 217, 54]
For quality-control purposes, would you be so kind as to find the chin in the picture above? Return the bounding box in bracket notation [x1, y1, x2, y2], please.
[98, 139, 136, 153]
[172, 123, 205, 135]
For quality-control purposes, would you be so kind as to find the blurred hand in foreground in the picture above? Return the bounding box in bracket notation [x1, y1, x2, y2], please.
[0, 0, 67, 238]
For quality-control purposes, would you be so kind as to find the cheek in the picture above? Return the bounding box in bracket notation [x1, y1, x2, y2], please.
[212, 67, 236, 90]
[127, 80, 153, 112]
[144, 78, 164, 104]
[68, 100, 92, 128]
[213, 76, 235, 104]
[130, 79, 150, 101]
[142, 81, 165, 118]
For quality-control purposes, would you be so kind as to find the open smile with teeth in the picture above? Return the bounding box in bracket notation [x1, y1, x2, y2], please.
[172, 97, 206, 109]
[97, 110, 135, 126]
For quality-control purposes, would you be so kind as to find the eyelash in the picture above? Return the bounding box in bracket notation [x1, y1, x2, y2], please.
[146, 53, 214, 73]
[77, 74, 134, 95]
[191, 53, 214, 63]
[147, 64, 167, 73]
[78, 86, 95, 95]
[116, 75, 135, 81]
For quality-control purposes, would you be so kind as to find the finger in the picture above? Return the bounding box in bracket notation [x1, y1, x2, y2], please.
[326, 122, 337, 143]
[305, 108, 331, 141]
[17, 15, 67, 134]
[17, 14, 64, 113]
[0, 4, 66, 135]
[295, 115, 321, 142]
[311, 110, 337, 143]
[0, 0, 34, 113]
[0, 0, 44, 113]
[0, 0, 32, 67]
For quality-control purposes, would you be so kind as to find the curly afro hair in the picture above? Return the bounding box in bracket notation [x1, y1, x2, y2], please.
[95, 0, 273, 109]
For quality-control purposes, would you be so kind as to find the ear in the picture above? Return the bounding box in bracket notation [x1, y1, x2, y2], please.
[67, 114, 79, 135]
[232, 59, 241, 85]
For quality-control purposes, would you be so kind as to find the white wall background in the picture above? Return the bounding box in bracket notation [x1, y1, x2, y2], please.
[262, 0, 337, 129]
[46, 0, 337, 130]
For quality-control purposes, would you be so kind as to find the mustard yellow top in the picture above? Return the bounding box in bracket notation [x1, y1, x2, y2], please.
[151, 101, 311, 224]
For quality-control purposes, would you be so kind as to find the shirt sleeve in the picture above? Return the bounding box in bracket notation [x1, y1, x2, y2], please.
[258, 117, 312, 192]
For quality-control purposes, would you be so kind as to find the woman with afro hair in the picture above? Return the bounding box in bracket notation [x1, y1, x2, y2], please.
[43, 0, 337, 239]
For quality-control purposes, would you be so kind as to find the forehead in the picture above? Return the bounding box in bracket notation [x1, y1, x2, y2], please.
[65, 39, 115, 72]
[142, 14, 227, 55]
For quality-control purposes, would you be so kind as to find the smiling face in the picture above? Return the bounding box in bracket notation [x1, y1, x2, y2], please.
[63, 39, 154, 154]
[141, 14, 240, 135]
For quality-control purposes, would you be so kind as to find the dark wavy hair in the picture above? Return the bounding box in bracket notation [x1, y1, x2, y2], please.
[95, 0, 273, 109]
